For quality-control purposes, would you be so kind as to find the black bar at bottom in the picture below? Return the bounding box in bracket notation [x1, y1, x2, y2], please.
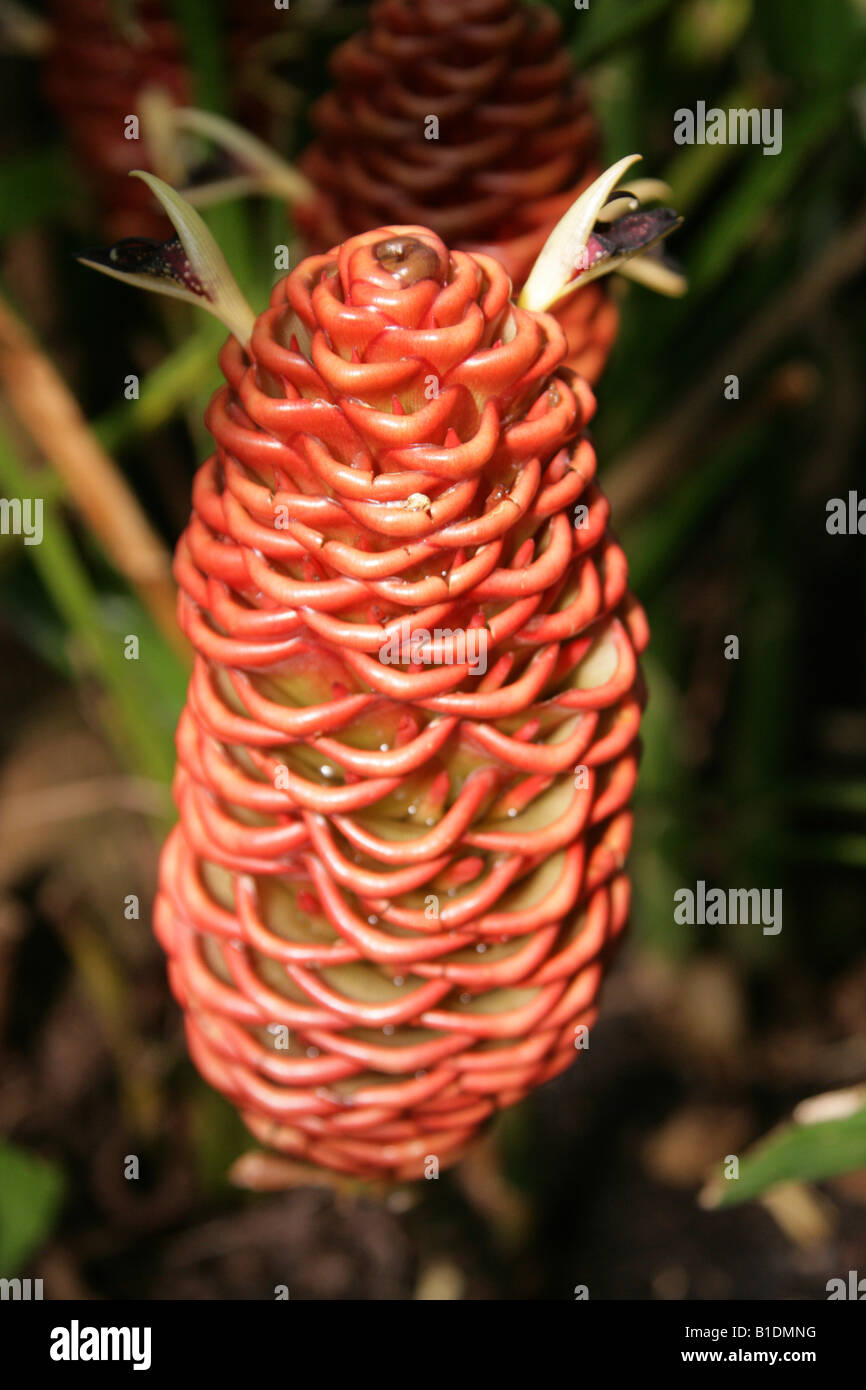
[0, 1296, 862, 1376]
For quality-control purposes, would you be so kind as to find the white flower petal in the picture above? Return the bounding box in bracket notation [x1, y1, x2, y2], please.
[519, 154, 643, 311]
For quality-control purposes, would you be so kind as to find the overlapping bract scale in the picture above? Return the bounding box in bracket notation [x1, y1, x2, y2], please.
[155, 225, 646, 1179]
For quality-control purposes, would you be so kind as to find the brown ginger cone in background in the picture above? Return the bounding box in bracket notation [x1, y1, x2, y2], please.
[297, 0, 618, 383]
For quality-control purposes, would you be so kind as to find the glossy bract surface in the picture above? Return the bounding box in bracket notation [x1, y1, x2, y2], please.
[155, 225, 646, 1179]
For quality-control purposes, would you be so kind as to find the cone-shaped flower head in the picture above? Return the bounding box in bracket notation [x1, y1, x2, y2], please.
[144, 209, 649, 1181]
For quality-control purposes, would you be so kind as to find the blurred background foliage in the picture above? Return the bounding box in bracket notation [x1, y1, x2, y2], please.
[0, 0, 864, 1299]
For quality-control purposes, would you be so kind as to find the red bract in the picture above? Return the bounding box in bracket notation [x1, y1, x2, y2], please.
[297, 0, 618, 384]
[154, 225, 647, 1180]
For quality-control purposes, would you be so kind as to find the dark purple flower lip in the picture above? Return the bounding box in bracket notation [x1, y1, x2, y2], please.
[581, 207, 683, 279]
[78, 235, 210, 300]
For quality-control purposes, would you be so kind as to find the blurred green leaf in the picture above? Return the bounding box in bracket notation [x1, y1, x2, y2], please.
[189, 1082, 252, 1197]
[668, 0, 752, 67]
[752, 0, 864, 84]
[797, 781, 866, 814]
[0, 429, 179, 785]
[686, 89, 847, 295]
[664, 83, 761, 211]
[168, 0, 228, 111]
[707, 1100, 866, 1207]
[167, 0, 258, 298]
[571, 0, 675, 64]
[623, 427, 760, 594]
[631, 651, 698, 959]
[785, 834, 866, 868]
[0, 1143, 65, 1273]
[0, 149, 72, 237]
[95, 321, 222, 452]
